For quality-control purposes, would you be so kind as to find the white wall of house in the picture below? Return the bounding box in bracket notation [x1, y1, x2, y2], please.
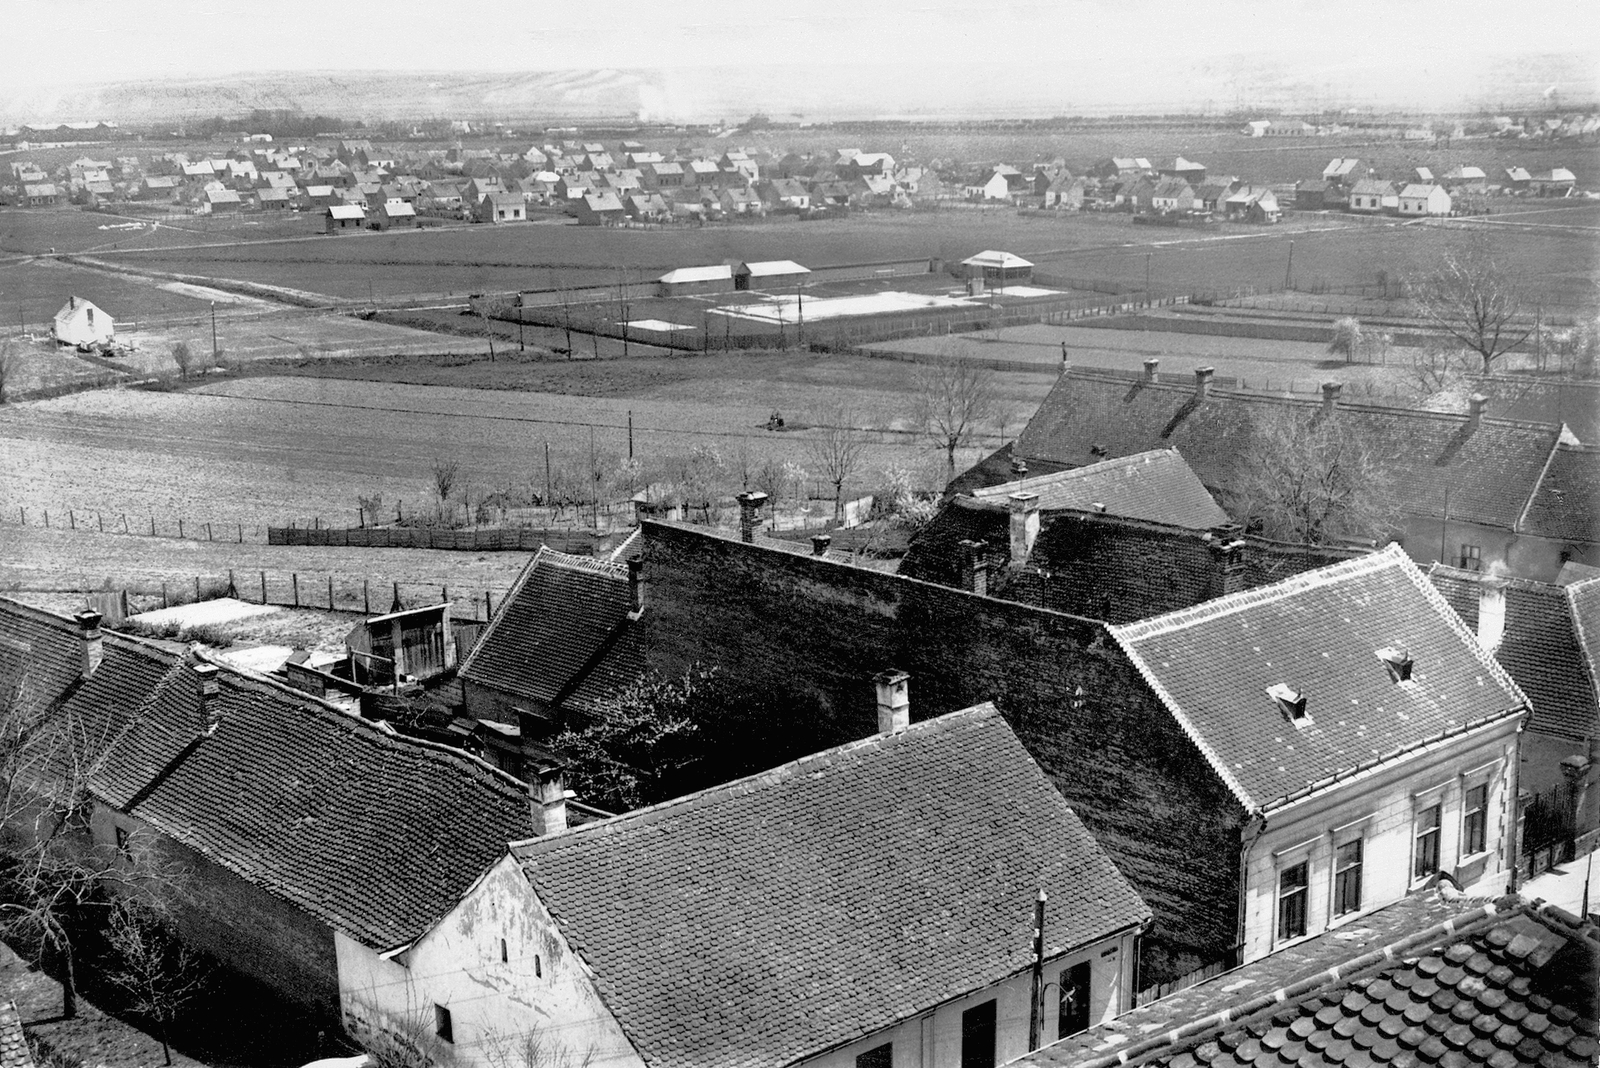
[795, 928, 1139, 1068]
[1240, 718, 1521, 963]
[52, 300, 113, 346]
[336, 855, 644, 1068]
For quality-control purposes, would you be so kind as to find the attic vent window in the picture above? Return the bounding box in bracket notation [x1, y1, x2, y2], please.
[1375, 646, 1413, 682]
[1267, 683, 1310, 724]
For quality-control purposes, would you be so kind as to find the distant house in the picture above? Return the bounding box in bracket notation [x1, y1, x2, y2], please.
[343, 701, 1151, 1068]
[1197, 181, 1238, 213]
[255, 186, 292, 210]
[718, 185, 762, 215]
[980, 165, 1031, 201]
[1532, 168, 1576, 196]
[1158, 157, 1206, 183]
[962, 250, 1033, 285]
[324, 203, 366, 233]
[1224, 184, 1280, 222]
[1149, 177, 1195, 213]
[477, 192, 526, 223]
[424, 181, 464, 210]
[1044, 176, 1087, 210]
[1322, 158, 1363, 186]
[373, 200, 418, 230]
[1397, 183, 1452, 216]
[22, 182, 59, 206]
[1443, 165, 1488, 190]
[140, 175, 179, 200]
[623, 192, 668, 221]
[51, 295, 114, 347]
[758, 177, 810, 210]
[1348, 177, 1395, 212]
[682, 159, 722, 189]
[1504, 166, 1533, 191]
[640, 161, 683, 190]
[656, 264, 736, 297]
[573, 190, 625, 226]
[203, 187, 241, 213]
[736, 260, 810, 291]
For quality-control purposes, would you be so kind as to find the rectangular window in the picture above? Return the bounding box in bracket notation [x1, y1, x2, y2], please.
[434, 1005, 453, 1044]
[855, 1044, 892, 1068]
[1415, 804, 1442, 879]
[1463, 783, 1488, 855]
[1459, 544, 1482, 571]
[1058, 961, 1092, 1039]
[1333, 839, 1363, 916]
[114, 826, 131, 858]
[961, 1000, 997, 1068]
[1277, 861, 1309, 941]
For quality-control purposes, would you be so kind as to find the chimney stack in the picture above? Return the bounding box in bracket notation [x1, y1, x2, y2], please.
[1008, 491, 1041, 566]
[529, 760, 568, 836]
[1010, 455, 1029, 478]
[1476, 571, 1507, 653]
[810, 533, 832, 557]
[75, 610, 104, 680]
[736, 491, 769, 543]
[874, 670, 910, 734]
[1142, 358, 1160, 383]
[1208, 536, 1248, 598]
[959, 539, 989, 596]
[626, 554, 644, 618]
[1194, 367, 1215, 400]
[194, 663, 221, 732]
[1321, 381, 1342, 415]
[1468, 394, 1488, 426]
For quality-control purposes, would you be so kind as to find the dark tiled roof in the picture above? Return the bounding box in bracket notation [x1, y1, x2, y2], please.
[1520, 445, 1599, 543]
[1109, 546, 1527, 810]
[91, 658, 535, 951]
[1012, 898, 1599, 1068]
[459, 548, 640, 715]
[968, 450, 1231, 530]
[1015, 371, 1562, 529]
[513, 705, 1150, 1068]
[1428, 567, 1599, 743]
[0, 1001, 32, 1068]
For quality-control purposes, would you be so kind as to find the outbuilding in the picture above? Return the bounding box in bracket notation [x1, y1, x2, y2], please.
[51, 295, 114, 347]
[735, 260, 810, 291]
[961, 250, 1034, 285]
[656, 264, 735, 297]
[324, 203, 366, 233]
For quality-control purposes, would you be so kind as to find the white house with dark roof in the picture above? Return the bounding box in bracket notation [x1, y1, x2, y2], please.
[1108, 545, 1527, 966]
[339, 699, 1150, 1068]
[51, 295, 114, 346]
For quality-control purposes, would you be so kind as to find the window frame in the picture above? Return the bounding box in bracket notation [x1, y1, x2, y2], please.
[854, 1042, 893, 1068]
[434, 1004, 454, 1044]
[1332, 836, 1364, 918]
[1276, 858, 1311, 943]
[1458, 544, 1482, 571]
[1461, 780, 1490, 858]
[1413, 800, 1443, 882]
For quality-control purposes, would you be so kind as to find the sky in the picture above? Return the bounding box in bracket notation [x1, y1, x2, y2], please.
[1, 0, 1595, 120]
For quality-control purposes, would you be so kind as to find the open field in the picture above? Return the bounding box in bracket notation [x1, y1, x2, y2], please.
[0, 358, 1056, 529]
[0, 205, 322, 256]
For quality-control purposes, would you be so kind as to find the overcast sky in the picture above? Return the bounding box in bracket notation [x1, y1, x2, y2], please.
[1, 0, 1593, 117]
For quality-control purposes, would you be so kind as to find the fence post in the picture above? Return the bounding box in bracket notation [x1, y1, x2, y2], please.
[485, 591, 493, 619]
[364, 580, 370, 615]
[442, 585, 449, 605]
[151, 516, 156, 536]
[195, 576, 201, 602]
[43, 510, 48, 528]
[238, 524, 242, 543]
[162, 582, 168, 608]
[261, 571, 267, 604]
[98, 513, 103, 532]
[179, 518, 184, 538]
[121, 514, 128, 534]
[292, 573, 299, 607]
[227, 570, 237, 597]
[205, 523, 212, 541]
[328, 576, 334, 610]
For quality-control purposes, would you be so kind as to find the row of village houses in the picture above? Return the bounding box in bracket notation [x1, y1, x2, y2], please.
[3, 356, 1597, 1067]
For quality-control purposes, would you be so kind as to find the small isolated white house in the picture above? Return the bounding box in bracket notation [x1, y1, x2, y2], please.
[51, 295, 114, 347]
[1397, 183, 1453, 216]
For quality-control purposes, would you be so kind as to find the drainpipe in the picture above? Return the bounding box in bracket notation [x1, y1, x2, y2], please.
[1235, 811, 1267, 968]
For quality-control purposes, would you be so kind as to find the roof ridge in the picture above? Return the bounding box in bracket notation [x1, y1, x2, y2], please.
[969, 449, 1181, 498]
[1393, 554, 1529, 708]
[1110, 543, 1408, 641]
[513, 704, 1000, 854]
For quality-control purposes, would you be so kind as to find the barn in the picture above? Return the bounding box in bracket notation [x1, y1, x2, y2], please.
[735, 260, 811, 291]
[51, 296, 114, 347]
[961, 250, 1034, 284]
[657, 264, 735, 297]
[324, 203, 366, 233]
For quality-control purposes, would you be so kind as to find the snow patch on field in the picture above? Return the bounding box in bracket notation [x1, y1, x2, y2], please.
[158, 281, 277, 307]
[630, 319, 695, 332]
[717, 290, 977, 323]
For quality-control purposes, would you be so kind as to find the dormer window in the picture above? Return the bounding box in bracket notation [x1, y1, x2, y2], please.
[1375, 646, 1413, 682]
[1267, 683, 1310, 724]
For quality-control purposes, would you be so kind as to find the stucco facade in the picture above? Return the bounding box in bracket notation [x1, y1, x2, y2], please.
[1238, 720, 1520, 964]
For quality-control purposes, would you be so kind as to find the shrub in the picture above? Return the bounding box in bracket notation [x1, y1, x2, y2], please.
[1328, 317, 1364, 362]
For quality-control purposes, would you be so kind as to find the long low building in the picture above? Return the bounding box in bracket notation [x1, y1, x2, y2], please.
[656, 263, 735, 296]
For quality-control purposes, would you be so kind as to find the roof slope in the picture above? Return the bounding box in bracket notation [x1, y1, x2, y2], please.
[90, 657, 534, 952]
[1015, 370, 1562, 528]
[1110, 545, 1527, 810]
[459, 549, 629, 706]
[967, 449, 1230, 529]
[1429, 566, 1600, 743]
[1520, 444, 1599, 543]
[1015, 897, 1598, 1068]
[513, 705, 1149, 1068]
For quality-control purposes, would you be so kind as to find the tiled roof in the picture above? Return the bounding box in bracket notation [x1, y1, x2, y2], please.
[458, 548, 640, 716]
[967, 450, 1231, 529]
[0, 1001, 31, 1068]
[1109, 546, 1527, 810]
[1012, 897, 1598, 1068]
[1428, 566, 1599, 743]
[513, 705, 1150, 1068]
[1014, 370, 1562, 529]
[1520, 445, 1599, 543]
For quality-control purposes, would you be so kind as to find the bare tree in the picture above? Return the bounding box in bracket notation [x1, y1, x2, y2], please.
[0, 342, 19, 404]
[104, 901, 211, 1066]
[483, 1023, 595, 1068]
[1327, 317, 1364, 363]
[432, 458, 461, 506]
[806, 410, 870, 524]
[1410, 230, 1534, 373]
[346, 1000, 462, 1068]
[911, 357, 999, 480]
[1401, 341, 1474, 403]
[1236, 408, 1399, 546]
[170, 341, 194, 381]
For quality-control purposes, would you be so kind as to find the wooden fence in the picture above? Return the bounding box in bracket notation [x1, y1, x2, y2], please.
[267, 524, 608, 554]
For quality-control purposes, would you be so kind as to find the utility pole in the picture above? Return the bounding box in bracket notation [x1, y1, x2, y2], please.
[544, 442, 552, 505]
[627, 410, 634, 459]
[1028, 889, 1047, 1052]
[797, 281, 805, 348]
[1284, 240, 1295, 290]
[210, 301, 218, 363]
[1145, 252, 1153, 305]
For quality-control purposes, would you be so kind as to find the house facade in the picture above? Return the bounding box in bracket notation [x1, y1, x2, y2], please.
[51, 295, 114, 346]
[1397, 183, 1452, 215]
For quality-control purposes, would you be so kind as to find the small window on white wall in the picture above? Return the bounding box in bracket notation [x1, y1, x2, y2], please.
[1333, 839, 1363, 916]
[1414, 803, 1442, 879]
[1277, 861, 1309, 941]
[1463, 783, 1488, 856]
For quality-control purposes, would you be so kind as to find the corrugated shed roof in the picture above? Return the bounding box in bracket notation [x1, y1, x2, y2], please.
[1428, 566, 1599, 743]
[966, 449, 1230, 529]
[513, 705, 1149, 1068]
[1109, 546, 1527, 810]
[1014, 370, 1562, 529]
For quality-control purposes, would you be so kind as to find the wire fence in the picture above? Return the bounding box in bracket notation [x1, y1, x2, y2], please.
[3, 506, 263, 543]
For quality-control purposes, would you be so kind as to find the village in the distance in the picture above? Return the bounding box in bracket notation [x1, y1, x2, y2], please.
[1, 51, 1598, 1068]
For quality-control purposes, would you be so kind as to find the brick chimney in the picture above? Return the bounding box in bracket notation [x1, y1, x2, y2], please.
[959, 539, 988, 596]
[626, 554, 645, 619]
[874, 670, 910, 734]
[736, 491, 769, 543]
[811, 533, 832, 557]
[1208, 536, 1247, 597]
[1468, 394, 1488, 426]
[529, 760, 568, 836]
[194, 663, 221, 732]
[1142, 358, 1159, 383]
[1321, 381, 1342, 415]
[75, 610, 104, 680]
[1008, 492, 1041, 566]
[1194, 366, 1215, 400]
